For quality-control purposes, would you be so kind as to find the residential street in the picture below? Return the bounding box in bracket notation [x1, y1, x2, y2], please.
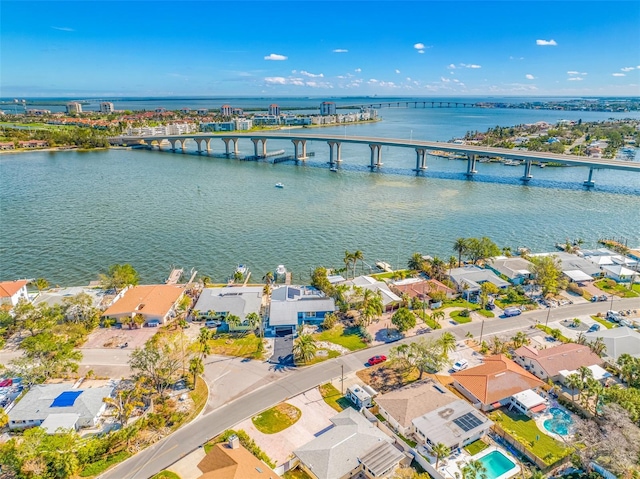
[98, 296, 639, 479]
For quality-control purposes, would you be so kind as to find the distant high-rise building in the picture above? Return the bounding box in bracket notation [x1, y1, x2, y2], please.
[220, 104, 233, 116]
[320, 101, 336, 116]
[66, 102, 82, 114]
[268, 104, 280, 116]
[99, 102, 114, 113]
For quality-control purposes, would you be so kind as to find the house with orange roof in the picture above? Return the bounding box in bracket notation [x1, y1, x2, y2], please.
[0, 279, 30, 306]
[197, 435, 282, 479]
[452, 354, 545, 412]
[102, 284, 184, 326]
[513, 343, 603, 383]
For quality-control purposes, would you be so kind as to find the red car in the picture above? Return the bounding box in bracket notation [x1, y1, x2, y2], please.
[368, 355, 387, 366]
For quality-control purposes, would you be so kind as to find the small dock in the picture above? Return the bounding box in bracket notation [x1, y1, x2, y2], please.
[166, 268, 184, 284]
[285, 272, 292, 285]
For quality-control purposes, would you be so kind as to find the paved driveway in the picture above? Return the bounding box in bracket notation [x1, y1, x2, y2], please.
[269, 333, 294, 366]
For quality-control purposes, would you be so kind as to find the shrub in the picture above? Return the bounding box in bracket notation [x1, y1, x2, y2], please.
[567, 283, 584, 295]
[459, 309, 471, 317]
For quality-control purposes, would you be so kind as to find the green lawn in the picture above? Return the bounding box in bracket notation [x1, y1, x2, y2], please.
[283, 468, 314, 479]
[464, 439, 489, 456]
[449, 310, 473, 324]
[208, 333, 263, 359]
[633, 283, 640, 293]
[416, 310, 441, 329]
[319, 383, 351, 412]
[300, 349, 340, 366]
[591, 315, 616, 329]
[79, 451, 132, 477]
[252, 403, 301, 434]
[314, 324, 368, 351]
[594, 279, 639, 298]
[489, 410, 571, 465]
[151, 472, 181, 479]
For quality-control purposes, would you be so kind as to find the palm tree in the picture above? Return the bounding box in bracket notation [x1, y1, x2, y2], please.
[293, 334, 317, 363]
[462, 460, 488, 479]
[189, 357, 204, 388]
[453, 238, 468, 267]
[565, 373, 582, 401]
[431, 310, 445, 327]
[225, 313, 242, 331]
[201, 275, 212, 288]
[511, 331, 530, 349]
[439, 332, 457, 357]
[343, 250, 354, 279]
[432, 442, 451, 469]
[430, 256, 446, 281]
[263, 271, 274, 287]
[353, 250, 364, 277]
[197, 327, 212, 360]
[490, 336, 508, 355]
[245, 312, 261, 335]
[32, 277, 49, 292]
[589, 337, 606, 356]
[408, 252, 425, 272]
[448, 256, 458, 275]
[191, 309, 201, 321]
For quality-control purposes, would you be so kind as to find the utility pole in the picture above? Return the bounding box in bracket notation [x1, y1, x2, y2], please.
[341, 364, 344, 395]
[545, 305, 552, 328]
[479, 319, 485, 344]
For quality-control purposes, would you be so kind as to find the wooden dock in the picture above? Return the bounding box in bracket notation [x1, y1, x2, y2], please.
[285, 272, 292, 285]
[166, 268, 183, 284]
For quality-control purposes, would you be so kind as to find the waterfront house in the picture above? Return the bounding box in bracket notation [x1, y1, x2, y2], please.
[294, 408, 405, 479]
[344, 276, 401, 312]
[447, 266, 509, 299]
[452, 355, 545, 412]
[266, 286, 336, 336]
[513, 343, 603, 382]
[390, 278, 456, 303]
[8, 383, 113, 432]
[529, 252, 602, 280]
[18, 140, 48, 148]
[585, 327, 640, 360]
[197, 435, 282, 479]
[486, 256, 534, 285]
[602, 264, 639, 283]
[0, 279, 30, 306]
[102, 284, 184, 326]
[193, 286, 263, 331]
[0, 141, 15, 150]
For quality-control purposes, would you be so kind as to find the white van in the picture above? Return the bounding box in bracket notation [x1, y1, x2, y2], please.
[452, 359, 469, 372]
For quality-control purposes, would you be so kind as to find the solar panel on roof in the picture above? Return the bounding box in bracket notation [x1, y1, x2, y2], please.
[51, 390, 83, 408]
[453, 412, 483, 432]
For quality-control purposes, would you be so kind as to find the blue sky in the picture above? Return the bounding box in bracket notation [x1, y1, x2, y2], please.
[2, 1, 639, 97]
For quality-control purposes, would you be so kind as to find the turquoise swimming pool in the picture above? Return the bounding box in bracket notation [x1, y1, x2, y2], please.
[477, 450, 517, 479]
[543, 407, 574, 436]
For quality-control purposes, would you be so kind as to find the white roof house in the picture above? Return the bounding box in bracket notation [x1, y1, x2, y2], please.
[448, 266, 509, 295]
[530, 252, 603, 278]
[585, 327, 640, 360]
[268, 286, 335, 333]
[8, 384, 113, 431]
[563, 270, 594, 282]
[602, 264, 639, 282]
[193, 286, 263, 321]
[558, 364, 612, 384]
[345, 275, 401, 310]
[487, 256, 534, 285]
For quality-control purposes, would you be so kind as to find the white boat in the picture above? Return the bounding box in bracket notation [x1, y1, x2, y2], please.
[235, 264, 247, 275]
[276, 264, 287, 275]
[275, 183, 284, 188]
[504, 160, 522, 166]
[330, 166, 338, 172]
[539, 163, 546, 168]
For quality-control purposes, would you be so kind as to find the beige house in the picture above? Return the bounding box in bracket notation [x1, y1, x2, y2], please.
[197, 436, 282, 479]
[102, 284, 184, 326]
[513, 343, 603, 382]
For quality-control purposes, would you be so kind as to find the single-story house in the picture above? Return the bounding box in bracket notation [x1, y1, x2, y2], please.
[375, 379, 458, 438]
[193, 286, 263, 331]
[447, 266, 510, 298]
[585, 327, 640, 360]
[412, 400, 493, 452]
[529, 252, 603, 280]
[0, 279, 30, 306]
[294, 408, 406, 479]
[602, 264, 639, 283]
[197, 435, 282, 479]
[508, 389, 548, 416]
[487, 257, 534, 285]
[390, 278, 456, 303]
[102, 284, 185, 326]
[267, 286, 336, 336]
[345, 276, 401, 312]
[513, 343, 603, 382]
[8, 384, 113, 432]
[563, 270, 594, 283]
[452, 354, 545, 411]
[0, 142, 15, 150]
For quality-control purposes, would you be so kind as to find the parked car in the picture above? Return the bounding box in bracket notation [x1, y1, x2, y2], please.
[606, 310, 622, 322]
[503, 307, 522, 317]
[621, 319, 633, 328]
[587, 323, 601, 333]
[205, 320, 221, 328]
[451, 359, 469, 372]
[146, 320, 160, 327]
[367, 355, 387, 366]
[485, 302, 496, 311]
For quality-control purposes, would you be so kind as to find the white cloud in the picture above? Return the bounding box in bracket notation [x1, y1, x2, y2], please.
[567, 71, 580, 75]
[395, 69, 400, 74]
[406, 77, 412, 81]
[332, 49, 348, 53]
[300, 70, 324, 78]
[418, 50, 425, 54]
[290, 79, 305, 86]
[525, 74, 535, 80]
[368, 79, 378, 84]
[414, 43, 425, 50]
[612, 73, 626, 77]
[536, 39, 557, 46]
[355, 68, 362, 73]
[264, 77, 287, 84]
[51, 26, 74, 32]
[264, 53, 287, 61]
[509, 56, 525, 60]
[440, 77, 450, 83]
[452, 79, 460, 83]
[568, 77, 584, 81]
[621, 66, 636, 72]
[457, 63, 481, 69]
[447, 64, 456, 69]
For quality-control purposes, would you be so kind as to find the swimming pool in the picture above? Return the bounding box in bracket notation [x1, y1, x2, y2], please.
[543, 407, 574, 436]
[477, 450, 518, 479]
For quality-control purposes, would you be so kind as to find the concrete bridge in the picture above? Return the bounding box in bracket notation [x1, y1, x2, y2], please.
[340, 100, 479, 109]
[118, 132, 640, 187]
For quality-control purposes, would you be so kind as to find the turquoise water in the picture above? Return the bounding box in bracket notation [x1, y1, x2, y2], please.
[477, 451, 517, 479]
[543, 407, 574, 436]
[1, 105, 639, 286]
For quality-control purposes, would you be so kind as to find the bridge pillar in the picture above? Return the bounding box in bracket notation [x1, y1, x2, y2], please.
[251, 138, 260, 157]
[169, 139, 177, 152]
[414, 148, 427, 174]
[328, 141, 335, 166]
[195, 138, 205, 154]
[232, 138, 238, 156]
[521, 160, 533, 182]
[584, 167, 596, 187]
[369, 144, 382, 169]
[336, 142, 342, 163]
[301, 140, 307, 159]
[222, 138, 232, 157]
[465, 154, 478, 176]
[261, 139, 267, 157]
[291, 139, 307, 160]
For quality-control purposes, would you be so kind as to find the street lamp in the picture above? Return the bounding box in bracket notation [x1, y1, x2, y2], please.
[610, 293, 615, 311]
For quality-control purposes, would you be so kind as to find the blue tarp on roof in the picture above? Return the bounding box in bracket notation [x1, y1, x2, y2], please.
[51, 390, 83, 408]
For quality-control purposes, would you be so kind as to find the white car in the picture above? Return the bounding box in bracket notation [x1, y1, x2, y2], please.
[452, 359, 469, 372]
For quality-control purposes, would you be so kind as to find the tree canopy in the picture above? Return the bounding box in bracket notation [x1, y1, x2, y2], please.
[99, 263, 140, 292]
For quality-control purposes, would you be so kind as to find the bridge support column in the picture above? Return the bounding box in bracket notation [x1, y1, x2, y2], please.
[169, 139, 178, 152]
[521, 160, 533, 182]
[327, 141, 343, 166]
[251, 138, 260, 157]
[222, 138, 232, 157]
[261, 139, 267, 157]
[328, 142, 335, 166]
[369, 144, 382, 170]
[465, 154, 477, 176]
[196, 139, 205, 154]
[584, 167, 596, 187]
[301, 140, 307, 159]
[414, 148, 427, 174]
[232, 138, 238, 156]
[292, 140, 299, 160]
[205, 138, 211, 154]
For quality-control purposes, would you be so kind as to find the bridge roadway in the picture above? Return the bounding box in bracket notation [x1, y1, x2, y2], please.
[99, 298, 640, 479]
[120, 132, 640, 186]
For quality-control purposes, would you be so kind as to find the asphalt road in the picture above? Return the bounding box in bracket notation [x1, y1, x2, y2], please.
[99, 297, 639, 479]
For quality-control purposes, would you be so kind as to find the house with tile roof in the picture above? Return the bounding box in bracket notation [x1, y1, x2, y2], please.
[197, 437, 282, 479]
[390, 278, 456, 303]
[293, 408, 406, 479]
[0, 279, 29, 307]
[452, 355, 545, 411]
[513, 343, 603, 382]
[102, 284, 184, 326]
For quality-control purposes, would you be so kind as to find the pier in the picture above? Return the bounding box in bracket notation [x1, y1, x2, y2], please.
[166, 268, 183, 284]
[117, 132, 640, 188]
